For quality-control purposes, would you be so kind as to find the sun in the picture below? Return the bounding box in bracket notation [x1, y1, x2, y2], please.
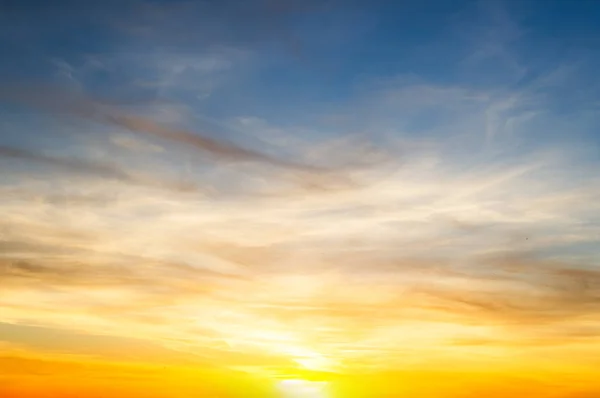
[276, 379, 329, 398]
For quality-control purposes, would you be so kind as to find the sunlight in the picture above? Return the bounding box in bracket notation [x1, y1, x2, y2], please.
[293, 353, 333, 372]
[277, 379, 329, 398]
[276, 344, 336, 372]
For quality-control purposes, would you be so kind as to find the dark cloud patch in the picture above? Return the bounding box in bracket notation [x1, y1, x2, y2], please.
[0, 321, 202, 365]
[0, 240, 70, 256]
[413, 253, 600, 327]
[0, 144, 204, 193]
[0, 256, 141, 288]
[0, 249, 245, 297]
[0, 188, 119, 207]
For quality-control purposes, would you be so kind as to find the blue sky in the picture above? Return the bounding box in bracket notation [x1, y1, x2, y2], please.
[1, 0, 600, 382]
[2, 0, 600, 146]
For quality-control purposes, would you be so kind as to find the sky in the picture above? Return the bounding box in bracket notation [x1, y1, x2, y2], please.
[1, 0, 600, 397]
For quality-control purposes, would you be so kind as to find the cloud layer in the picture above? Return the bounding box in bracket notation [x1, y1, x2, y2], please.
[1, 112, 599, 373]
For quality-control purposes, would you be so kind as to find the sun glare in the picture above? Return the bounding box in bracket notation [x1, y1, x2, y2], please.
[277, 379, 329, 398]
[293, 354, 333, 372]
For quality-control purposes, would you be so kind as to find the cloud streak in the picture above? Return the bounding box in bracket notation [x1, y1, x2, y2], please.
[0, 144, 203, 194]
[0, 83, 325, 172]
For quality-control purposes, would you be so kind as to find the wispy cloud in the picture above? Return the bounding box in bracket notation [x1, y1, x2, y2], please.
[0, 83, 331, 172]
[0, 144, 202, 193]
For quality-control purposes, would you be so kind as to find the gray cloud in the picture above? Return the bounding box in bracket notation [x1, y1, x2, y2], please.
[0, 144, 203, 193]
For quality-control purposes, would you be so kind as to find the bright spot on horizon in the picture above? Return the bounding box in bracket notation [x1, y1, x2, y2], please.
[277, 379, 329, 398]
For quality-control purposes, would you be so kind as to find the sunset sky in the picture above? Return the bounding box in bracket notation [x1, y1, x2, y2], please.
[1, 1, 600, 397]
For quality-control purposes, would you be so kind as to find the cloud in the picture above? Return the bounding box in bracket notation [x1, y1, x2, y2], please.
[110, 134, 163, 153]
[0, 144, 202, 193]
[1, 127, 599, 372]
[460, 0, 526, 78]
[0, 83, 331, 173]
